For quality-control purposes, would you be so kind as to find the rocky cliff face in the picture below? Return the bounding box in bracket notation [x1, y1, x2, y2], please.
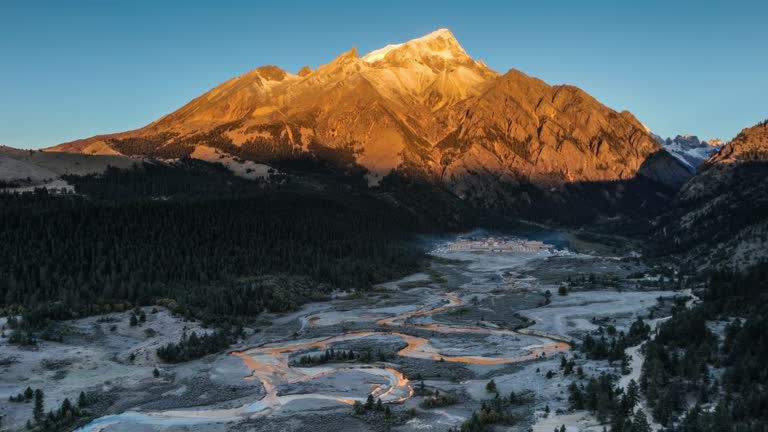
[434, 68, 690, 194]
[48, 29, 687, 210]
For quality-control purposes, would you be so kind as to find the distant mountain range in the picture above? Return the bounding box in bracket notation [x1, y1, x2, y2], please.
[650, 133, 724, 172]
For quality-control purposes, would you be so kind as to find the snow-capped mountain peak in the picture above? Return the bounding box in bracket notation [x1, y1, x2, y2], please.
[49, 28, 667, 188]
[652, 133, 725, 172]
[362, 28, 470, 66]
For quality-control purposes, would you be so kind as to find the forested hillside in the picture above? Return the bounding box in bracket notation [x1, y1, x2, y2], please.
[568, 262, 768, 432]
[654, 120, 768, 271]
[640, 264, 768, 431]
[0, 159, 480, 326]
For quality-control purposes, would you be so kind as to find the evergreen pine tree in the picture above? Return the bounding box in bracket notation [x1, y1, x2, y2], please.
[33, 389, 44, 422]
[352, 400, 365, 415]
[632, 409, 652, 432]
[60, 398, 72, 416]
[486, 379, 497, 392]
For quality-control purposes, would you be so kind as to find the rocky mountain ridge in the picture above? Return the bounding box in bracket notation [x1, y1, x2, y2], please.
[48, 29, 689, 200]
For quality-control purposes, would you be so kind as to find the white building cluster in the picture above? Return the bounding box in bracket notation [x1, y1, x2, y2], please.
[446, 237, 549, 253]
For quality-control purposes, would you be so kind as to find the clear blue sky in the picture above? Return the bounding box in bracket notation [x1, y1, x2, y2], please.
[1, 0, 766, 149]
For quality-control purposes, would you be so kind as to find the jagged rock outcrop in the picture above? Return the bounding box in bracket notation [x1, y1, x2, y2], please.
[297, 66, 312, 77]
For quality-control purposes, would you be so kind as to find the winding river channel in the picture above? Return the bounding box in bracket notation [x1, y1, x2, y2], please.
[76, 243, 574, 431]
[78, 276, 570, 432]
[231, 291, 570, 410]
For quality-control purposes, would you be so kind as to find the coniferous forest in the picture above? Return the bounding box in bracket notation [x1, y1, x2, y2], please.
[0, 159, 480, 327]
[640, 264, 768, 431]
[568, 263, 768, 432]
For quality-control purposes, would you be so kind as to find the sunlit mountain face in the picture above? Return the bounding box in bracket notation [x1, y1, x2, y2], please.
[48, 29, 687, 193]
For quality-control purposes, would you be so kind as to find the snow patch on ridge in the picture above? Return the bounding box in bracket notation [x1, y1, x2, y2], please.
[362, 28, 460, 64]
[363, 43, 404, 63]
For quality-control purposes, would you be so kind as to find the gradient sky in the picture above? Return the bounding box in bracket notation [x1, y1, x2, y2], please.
[1, 0, 766, 149]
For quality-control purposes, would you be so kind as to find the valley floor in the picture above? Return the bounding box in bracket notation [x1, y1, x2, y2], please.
[0, 233, 684, 432]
